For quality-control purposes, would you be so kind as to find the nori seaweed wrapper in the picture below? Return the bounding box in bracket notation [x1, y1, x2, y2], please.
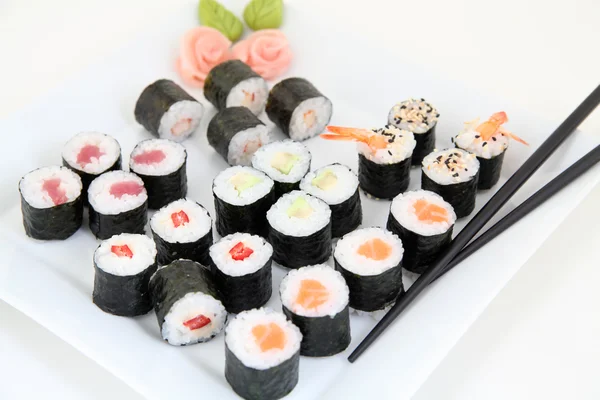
[282, 305, 350, 357]
[421, 171, 479, 218]
[273, 181, 301, 199]
[269, 223, 332, 269]
[330, 188, 362, 238]
[19, 191, 83, 240]
[207, 107, 265, 165]
[266, 77, 330, 138]
[89, 202, 147, 240]
[204, 60, 263, 111]
[476, 152, 505, 190]
[412, 127, 436, 166]
[358, 154, 411, 200]
[334, 257, 404, 312]
[225, 343, 299, 400]
[214, 187, 275, 238]
[386, 212, 453, 274]
[210, 258, 272, 314]
[133, 159, 187, 210]
[62, 155, 122, 205]
[149, 259, 222, 343]
[92, 258, 157, 317]
[152, 230, 213, 267]
[134, 79, 198, 136]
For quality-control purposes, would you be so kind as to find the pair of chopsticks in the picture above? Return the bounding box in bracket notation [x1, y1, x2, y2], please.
[349, 84, 600, 363]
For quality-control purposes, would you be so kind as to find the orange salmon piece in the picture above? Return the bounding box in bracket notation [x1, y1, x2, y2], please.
[357, 238, 392, 261]
[413, 199, 448, 223]
[252, 323, 286, 352]
[295, 279, 329, 309]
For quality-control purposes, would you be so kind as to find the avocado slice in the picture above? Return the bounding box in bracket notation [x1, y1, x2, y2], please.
[287, 196, 314, 218]
[229, 172, 262, 195]
[312, 169, 338, 191]
[271, 152, 299, 175]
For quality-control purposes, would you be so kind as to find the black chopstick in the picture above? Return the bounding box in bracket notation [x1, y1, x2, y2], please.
[348, 84, 600, 363]
[432, 143, 600, 284]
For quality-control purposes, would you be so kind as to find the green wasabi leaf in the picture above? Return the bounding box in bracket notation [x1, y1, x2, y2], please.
[198, 0, 244, 41]
[287, 196, 313, 219]
[243, 0, 283, 31]
[312, 170, 338, 191]
[270, 152, 299, 175]
[230, 172, 262, 195]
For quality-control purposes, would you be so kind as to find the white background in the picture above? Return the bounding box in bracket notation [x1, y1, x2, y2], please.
[1, 0, 599, 398]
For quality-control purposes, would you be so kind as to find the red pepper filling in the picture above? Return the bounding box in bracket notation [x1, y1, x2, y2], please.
[76, 144, 104, 167]
[132, 149, 166, 165]
[42, 178, 68, 206]
[171, 210, 190, 227]
[229, 242, 254, 261]
[111, 244, 133, 258]
[109, 181, 144, 199]
[183, 314, 211, 330]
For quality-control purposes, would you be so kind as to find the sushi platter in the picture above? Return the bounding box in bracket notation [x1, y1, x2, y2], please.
[0, 2, 599, 399]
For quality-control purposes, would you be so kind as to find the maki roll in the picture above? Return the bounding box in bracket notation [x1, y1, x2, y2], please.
[19, 166, 83, 240]
[134, 79, 203, 142]
[252, 140, 312, 198]
[93, 233, 157, 316]
[150, 199, 213, 266]
[388, 98, 440, 165]
[421, 148, 480, 218]
[387, 190, 456, 274]
[213, 166, 275, 237]
[334, 227, 404, 312]
[204, 60, 269, 115]
[225, 308, 302, 400]
[62, 132, 122, 203]
[149, 259, 226, 346]
[129, 139, 187, 209]
[209, 233, 273, 314]
[88, 171, 147, 240]
[267, 190, 332, 269]
[266, 78, 332, 141]
[300, 163, 362, 238]
[207, 107, 271, 166]
[321, 125, 416, 199]
[280, 265, 350, 357]
[454, 111, 528, 189]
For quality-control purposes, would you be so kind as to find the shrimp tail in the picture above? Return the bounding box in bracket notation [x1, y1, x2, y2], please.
[500, 128, 529, 145]
[320, 126, 372, 144]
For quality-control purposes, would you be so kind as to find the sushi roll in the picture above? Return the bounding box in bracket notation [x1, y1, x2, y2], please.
[386, 190, 456, 274]
[129, 139, 187, 209]
[134, 79, 203, 142]
[225, 308, 302, 400]
[280, 265, 351, 357]
[213, 166, 275, 237]
[93, 233, 157, 316]
[88, 171, 148, 240]
[267, 190, 332, 269]
[299, 163, 362, 238]
[421, 149, 480, 218]
[321, 125, 416, 199]
[207, 107, 271, 166]
[454, 111, 528, 189]
[150, 199, 213, 266]
[252, 140, 312, 198]
[388, 98, 440, 165]
[149, 259, 226, 346]
[62, 132, 122, 203]
[204, 60, 269, 115]
[334, 227, 404, 312]
[266, 78, 332, 141]
[209, 233, 273, 314]
[19, 166, 83, 240]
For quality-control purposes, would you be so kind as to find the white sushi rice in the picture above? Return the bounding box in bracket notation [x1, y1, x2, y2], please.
[358, 126, 416, 164]
[226, 77, 269, 116]
[209, 233, 272, 277]
[94, 233, 156, 276]
[334, 227, 404, 276]
[252, 140, 311, 183]
[150, 199, 211, 243]
[225, 308, 302, 370]
[390, 190, 456, 236]
[19, 166, 82, 209]
[129, 139, 186, 176]
[88, 171, 147, 215]
[280, 264, 349, 318]
[267, 191, 331, 237]
[454, 125, 509, 159]
[162, 291, 227, 346]
[158, 100, 204, 142]
[62, 132, 121, 174]
[299, 164, 358, 205]
[387, 98, 439, 134]
[213, 166, 274, 206]
[288, 97, 333, 141]
[228, 125, 272, 167]
[422, 148, 480, 185]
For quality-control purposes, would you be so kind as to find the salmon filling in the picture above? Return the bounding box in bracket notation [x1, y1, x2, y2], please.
[413, 199, 448, 223]
[229, 242, 254, 261]
[295, 279, 329, 309]
[252, 322, 286, 352]
[109, 181, 144, 199]
[183, 314, 212, 330]
[242, 90, 256, 107]
[171, 210, 190, 228]
[357, 238, 392, 261]
[304, 110, 316, 129]
[77, 144, 104, 167]
[171, 118, 192, 136]
[111, 244, 133, 258]
[132, 149, 166, 165]
[42, 178, 68, 206]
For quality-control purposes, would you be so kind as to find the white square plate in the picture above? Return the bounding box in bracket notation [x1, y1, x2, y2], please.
[0, 2, 598, 399]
